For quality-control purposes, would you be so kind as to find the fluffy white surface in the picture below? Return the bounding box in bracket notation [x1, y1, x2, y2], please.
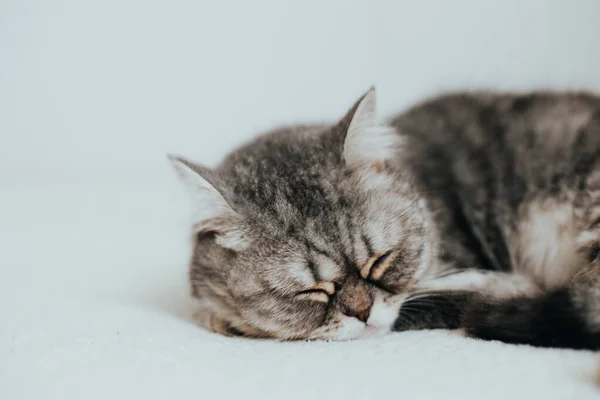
[3, 1, 600, 398]
[2, 183, 600, 400]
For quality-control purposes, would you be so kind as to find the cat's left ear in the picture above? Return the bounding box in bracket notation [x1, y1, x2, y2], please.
[340, 88, 400, 170]
[168, 155, 248, 250]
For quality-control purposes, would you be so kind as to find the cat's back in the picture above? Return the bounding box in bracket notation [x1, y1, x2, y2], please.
[392, 90, 600, 199]
[392, 90, 600, 153]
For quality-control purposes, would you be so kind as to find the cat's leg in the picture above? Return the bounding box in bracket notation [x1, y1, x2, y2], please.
[416, 269, 541, 298]
[394, 269, 540, 332]
[460, 276, 600, 350]
[396, 269, 600, 349]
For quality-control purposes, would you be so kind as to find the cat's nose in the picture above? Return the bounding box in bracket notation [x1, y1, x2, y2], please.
[338, 278, 373, 323]
[342, 306, 371, 323]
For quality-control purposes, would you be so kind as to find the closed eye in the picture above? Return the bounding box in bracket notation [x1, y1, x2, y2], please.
[296, 289, 330, 303]
[296, 282, 335, 303]
[361, 251, 393, 281]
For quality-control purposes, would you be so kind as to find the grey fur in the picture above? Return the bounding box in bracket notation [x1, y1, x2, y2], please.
[171, 89, 600, 348]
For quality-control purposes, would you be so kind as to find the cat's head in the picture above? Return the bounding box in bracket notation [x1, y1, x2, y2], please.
[170, 89, 436, 340]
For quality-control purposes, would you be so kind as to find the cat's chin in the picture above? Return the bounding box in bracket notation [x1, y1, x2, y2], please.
[315, 320, 391, 341]
[335, 325, 390, 341]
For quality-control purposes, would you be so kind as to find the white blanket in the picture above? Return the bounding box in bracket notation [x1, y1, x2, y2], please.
[2, 183, 599, 400]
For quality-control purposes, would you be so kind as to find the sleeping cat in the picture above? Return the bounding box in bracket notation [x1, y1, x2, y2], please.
[170, 88, 600, 349]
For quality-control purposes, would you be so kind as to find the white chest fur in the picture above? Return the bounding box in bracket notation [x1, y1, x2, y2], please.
[514, 200, 583, 289]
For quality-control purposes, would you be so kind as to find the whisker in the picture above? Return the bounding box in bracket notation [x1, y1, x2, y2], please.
[405, 291, 450, 301]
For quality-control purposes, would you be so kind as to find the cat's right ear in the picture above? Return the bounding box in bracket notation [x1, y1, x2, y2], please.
[168, 155, 247, 250]
[340, 88, 401, 171]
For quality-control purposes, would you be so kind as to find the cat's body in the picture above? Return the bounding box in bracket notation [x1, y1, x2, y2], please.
[391, 92, 600, 349]
[171, 89, 600, 349]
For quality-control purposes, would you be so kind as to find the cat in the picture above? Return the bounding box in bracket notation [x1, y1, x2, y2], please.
[170, 88, 600, 349]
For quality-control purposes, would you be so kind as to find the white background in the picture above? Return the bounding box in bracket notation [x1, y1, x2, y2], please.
[2, 0, 599, 184]
[2, 2, 600, 399]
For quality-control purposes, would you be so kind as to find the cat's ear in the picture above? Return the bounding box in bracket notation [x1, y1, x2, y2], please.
[168, 155, 247, 250]
[341, 88, 400, 170]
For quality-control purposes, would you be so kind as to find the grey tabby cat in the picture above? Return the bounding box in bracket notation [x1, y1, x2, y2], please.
[170, 88, 600, 349]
